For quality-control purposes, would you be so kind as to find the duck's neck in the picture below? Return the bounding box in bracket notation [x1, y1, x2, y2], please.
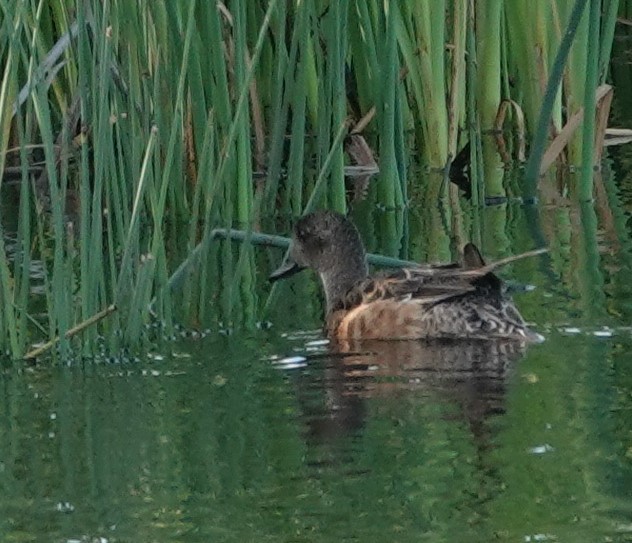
[319, 257, 368, 314]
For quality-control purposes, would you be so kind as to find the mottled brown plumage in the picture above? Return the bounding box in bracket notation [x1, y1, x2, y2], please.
[270, 210, 543, 342]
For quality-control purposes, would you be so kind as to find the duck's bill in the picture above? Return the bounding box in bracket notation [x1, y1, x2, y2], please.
[269, 259, 305, 282]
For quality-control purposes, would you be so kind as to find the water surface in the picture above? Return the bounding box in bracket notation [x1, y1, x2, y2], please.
[1, 306, 631, 542]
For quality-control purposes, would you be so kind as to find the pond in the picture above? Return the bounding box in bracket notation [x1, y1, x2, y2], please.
[1, 191, 632, 542]
[5, 39, 632, 543]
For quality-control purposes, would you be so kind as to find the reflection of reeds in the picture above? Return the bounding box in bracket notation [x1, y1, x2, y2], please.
[0, 2, 623, 356]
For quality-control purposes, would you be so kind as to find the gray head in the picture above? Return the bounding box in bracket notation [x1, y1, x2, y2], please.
[269, 210, 369, 312]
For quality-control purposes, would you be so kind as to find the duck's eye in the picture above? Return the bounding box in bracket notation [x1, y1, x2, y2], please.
[296, 225, 312, 241]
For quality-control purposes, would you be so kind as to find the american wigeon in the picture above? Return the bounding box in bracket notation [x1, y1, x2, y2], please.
[270, 210, 543, 342]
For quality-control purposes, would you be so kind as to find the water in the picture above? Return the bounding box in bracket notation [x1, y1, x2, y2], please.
[1, 307, 631, 542]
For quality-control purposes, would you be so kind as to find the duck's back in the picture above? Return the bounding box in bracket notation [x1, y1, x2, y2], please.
[327, 266, 538, 342]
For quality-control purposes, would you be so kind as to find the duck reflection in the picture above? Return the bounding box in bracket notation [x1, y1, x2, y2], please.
[295, 338, 527, 450]
[269, 210, 544, 460]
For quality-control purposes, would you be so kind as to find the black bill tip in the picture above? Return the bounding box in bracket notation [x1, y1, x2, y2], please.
[269, 259, 304, 282]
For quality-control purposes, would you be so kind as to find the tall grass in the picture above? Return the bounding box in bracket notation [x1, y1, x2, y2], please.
[0, 0, 622, 357]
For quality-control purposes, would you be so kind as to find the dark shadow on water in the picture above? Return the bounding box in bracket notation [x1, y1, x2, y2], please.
[292, 338, 527, 456]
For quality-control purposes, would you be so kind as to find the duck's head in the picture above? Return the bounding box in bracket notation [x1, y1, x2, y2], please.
[269, 210, 368, 311]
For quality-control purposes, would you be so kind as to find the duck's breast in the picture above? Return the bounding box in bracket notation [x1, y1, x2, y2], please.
[330, 299, 425, 340]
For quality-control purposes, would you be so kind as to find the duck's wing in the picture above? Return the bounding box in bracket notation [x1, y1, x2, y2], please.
[427, 246, 547, 279]
[339, 245, 546, 311]
[390, 245, 546, 283]
[339, 269, 477, 310]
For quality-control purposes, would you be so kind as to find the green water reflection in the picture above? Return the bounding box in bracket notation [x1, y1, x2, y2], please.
[1, 322, 631, 542]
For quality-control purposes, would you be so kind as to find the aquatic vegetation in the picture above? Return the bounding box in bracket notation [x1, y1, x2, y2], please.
[0, 1, 625, 357]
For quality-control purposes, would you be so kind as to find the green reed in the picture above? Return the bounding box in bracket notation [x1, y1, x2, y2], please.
[0, 0, 624, 357]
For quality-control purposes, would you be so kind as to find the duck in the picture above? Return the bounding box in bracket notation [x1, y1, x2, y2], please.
[269, 210, 543, 342]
